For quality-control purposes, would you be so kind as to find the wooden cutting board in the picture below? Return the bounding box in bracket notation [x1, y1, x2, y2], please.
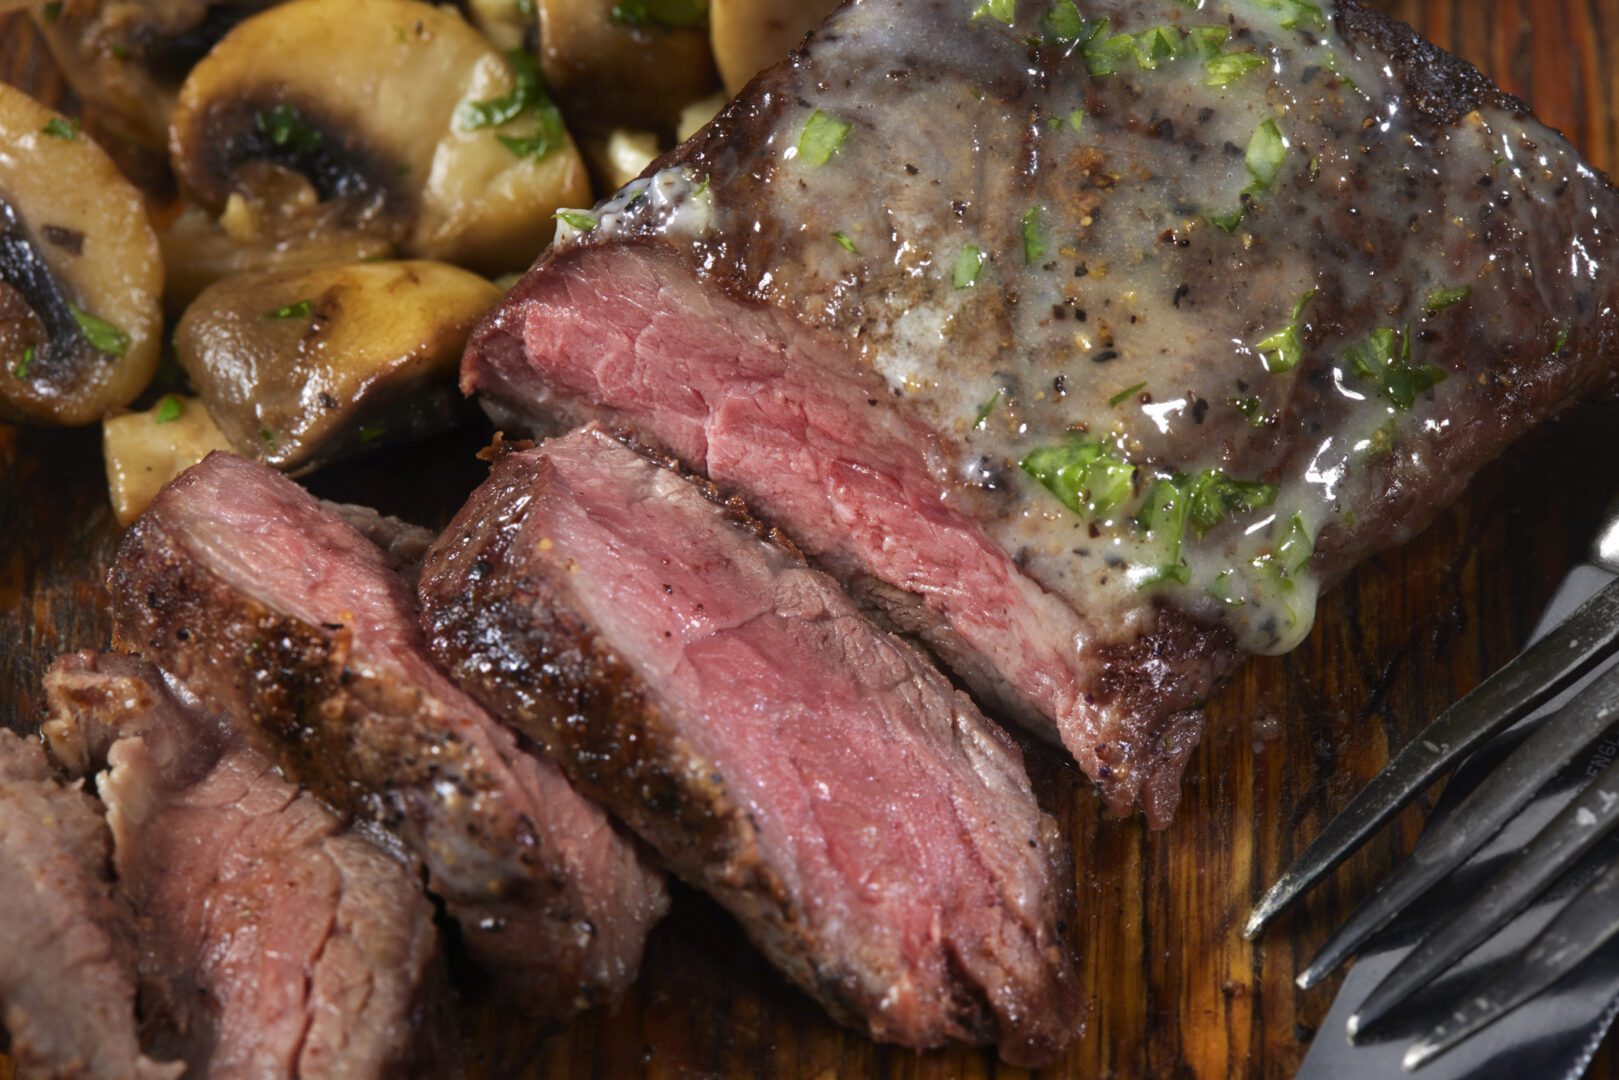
[3, 5, 1617, 1077]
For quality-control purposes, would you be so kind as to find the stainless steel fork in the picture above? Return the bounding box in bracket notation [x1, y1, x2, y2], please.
[1246, 498, 1619, 1070]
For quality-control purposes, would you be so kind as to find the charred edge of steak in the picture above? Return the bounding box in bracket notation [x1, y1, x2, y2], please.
[1335, 0, 1531, 129]
[105, 514, 543, 896]
[419, 452, 967, 1038]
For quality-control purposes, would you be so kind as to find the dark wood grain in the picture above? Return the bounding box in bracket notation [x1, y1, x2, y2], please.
[2, 6, 1618, 1078]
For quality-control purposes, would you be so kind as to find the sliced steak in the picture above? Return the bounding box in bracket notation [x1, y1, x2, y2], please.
[463, 0, 1619, 819]
[0, 727, 180, 1080]
[419, 427, 1079, 1066]
[42, 650, 445, 1078]
[107, 453, 667, 1018]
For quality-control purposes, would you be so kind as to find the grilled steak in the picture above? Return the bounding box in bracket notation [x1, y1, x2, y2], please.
[463, 0, 1619, 820]
[0, 727, 180, 1080]
[107, 453, 668, 1018]
[419, 427, 1079, 1066]
[43, 651, 446, 1079]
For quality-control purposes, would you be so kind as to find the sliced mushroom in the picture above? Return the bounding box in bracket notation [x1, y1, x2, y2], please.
[465, 0, 535, 51]
[0, 83, 163, 426]
[709, 0, 838, 95]
[676, 89, 726, 142]
[27, 0, 282, 148]
[584, 127, 660, 191]
[537, 0, 717, 137]
[169, 0, 591, 276]
[174, 260, 500, 474]
[103, 393, 235, 525]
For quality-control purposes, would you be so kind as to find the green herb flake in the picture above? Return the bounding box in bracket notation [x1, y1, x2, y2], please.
[1206, 570, 1245, 606]
[41, 2, 62, 24]
[1423, 285, 1472, 314]
[1022, 439, 1137, 518]
[1232, 394, 1265, 422]
[832, 231, 859, 254]
[13, 345, 34, 380]
[1135, 477, 1193, 586]
[516, 0, 536, 15]
[1245, 117, 1287, 190]
[609, 0, 708, 28]
[1041, 0, 1083, 42]
[970, 0, 1016, 26]
[1276, 512, 1314, 574]
[796, 109, 852, 167]
[1554, 321, 1572, 353]
[259, 428, 277, 446]
[1108, 381, 1146, 407]
[154, 394, 183, 424]
[1185, 25, 1230, 59]
[459, 50, 543, 129]
[1186, 470, 1278, 537]
[1205, 50, 1264, 86]
[1345, 325, 1448, 410]
[254, 104, 322, 155]
[555, 209, 598, 231]
[70, 305, 129, 357]
[974, 389, 1003, 429]
[1067, 109, 1086, 129]
[357, 423, 386, 444]
[265, 299, 314, 320]
[1021, 206, 1047, 265]
[41, 116, 79, 140]
[953, 244, 984, 289]
[1253, 288, 1315, 374]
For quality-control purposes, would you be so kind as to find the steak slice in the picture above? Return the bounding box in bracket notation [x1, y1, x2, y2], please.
[463, 0, 1619, 819]
[43, 651, 447, 1079]
[107, 452, 668, 1019]
[0, 727, 180, 1080]
[419, 427, 1080, 1066]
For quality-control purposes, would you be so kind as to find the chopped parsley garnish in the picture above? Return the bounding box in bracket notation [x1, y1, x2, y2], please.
[13, 345, 34, 380]
[953, 244, 984, 288]
[255, 104, 323, 156]
[970, 0, 1016, 26]
[357, 423, 386, 444]
[41, 2, 62, 24]
[555, 209, 599, 231]
[974, 389, 1003, 429]
[460, 50, 568, 162]
[831, 231, 859, 254]
[1186, 470, 1278, 537]
[516, 0, 536, 15]
[154, 394, 183, 424]
[1423, 285, 1472, 313]
[1232, 394, 1267, 424]
[1022, 439, 1136, 518]
[797, 110, 852, 167]
[1135, 469, 1280, 588]
[1344, 325, 1448, 410]
[259, 428, 276, 446]
[1250, 0, 1326, 30]
[1108, 381, 1146, 407]
[1252, 287, 1315, 374]
[609, 0, 707, 28]
[1274, 512, 1314, 574]
[1205, 51, 1265, 85]
[70, 305, 129, 357]
[1245, 118, 1287, 189]
[1021, 206, 1048, 264]
[266, 299, 314, 320]
[1554, 320, 1572, 353]
[1040, 0, 1083, 41]
[41, 116, 78, 140]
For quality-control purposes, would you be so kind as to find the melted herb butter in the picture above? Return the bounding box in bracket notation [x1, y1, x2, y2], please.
[573, 0, 1610, 656]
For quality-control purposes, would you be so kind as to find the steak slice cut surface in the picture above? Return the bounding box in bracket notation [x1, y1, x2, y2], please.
[43, 650, 446, 1079]
[463, 0, 1619, 818]
[0, 725, 180, 1080]
[107, 452, 668, 1019]
[419, 427, 1080, 1066]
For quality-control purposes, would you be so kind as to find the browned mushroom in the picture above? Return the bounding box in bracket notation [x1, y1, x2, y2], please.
[174, 259, 500, 474]
[0, 82, 163, 426]
[102, 392, 235, 524]
[537, 0, 718, 137]
[167, 0, 590, 282]
[709, 0, 839, 95]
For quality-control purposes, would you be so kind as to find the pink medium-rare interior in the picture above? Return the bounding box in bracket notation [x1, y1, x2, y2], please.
[487, 245, 1128, 786]
[526, 430, 1068, 1047]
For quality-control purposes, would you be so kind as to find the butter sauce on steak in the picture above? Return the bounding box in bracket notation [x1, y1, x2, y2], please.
[419, 427, 1079, 1066]
[463, 0, 1619, 818]
[107, 452, 668, 1019]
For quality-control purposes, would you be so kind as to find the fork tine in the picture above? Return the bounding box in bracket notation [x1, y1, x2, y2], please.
[1294, 660, 1619, 990]
[1349, 726, 1619, 1037]
[1245, 578, 1619, 941]
[1403, 854, 1619, 1072]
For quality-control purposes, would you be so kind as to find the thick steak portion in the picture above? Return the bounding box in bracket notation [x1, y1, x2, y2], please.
[43, 651, 444, 1079]
[108, 453, 667, 1018]
[0, 727, 179, 1080]
[464, 0, 1619, 817]
[420, 428, 1079, 1066]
